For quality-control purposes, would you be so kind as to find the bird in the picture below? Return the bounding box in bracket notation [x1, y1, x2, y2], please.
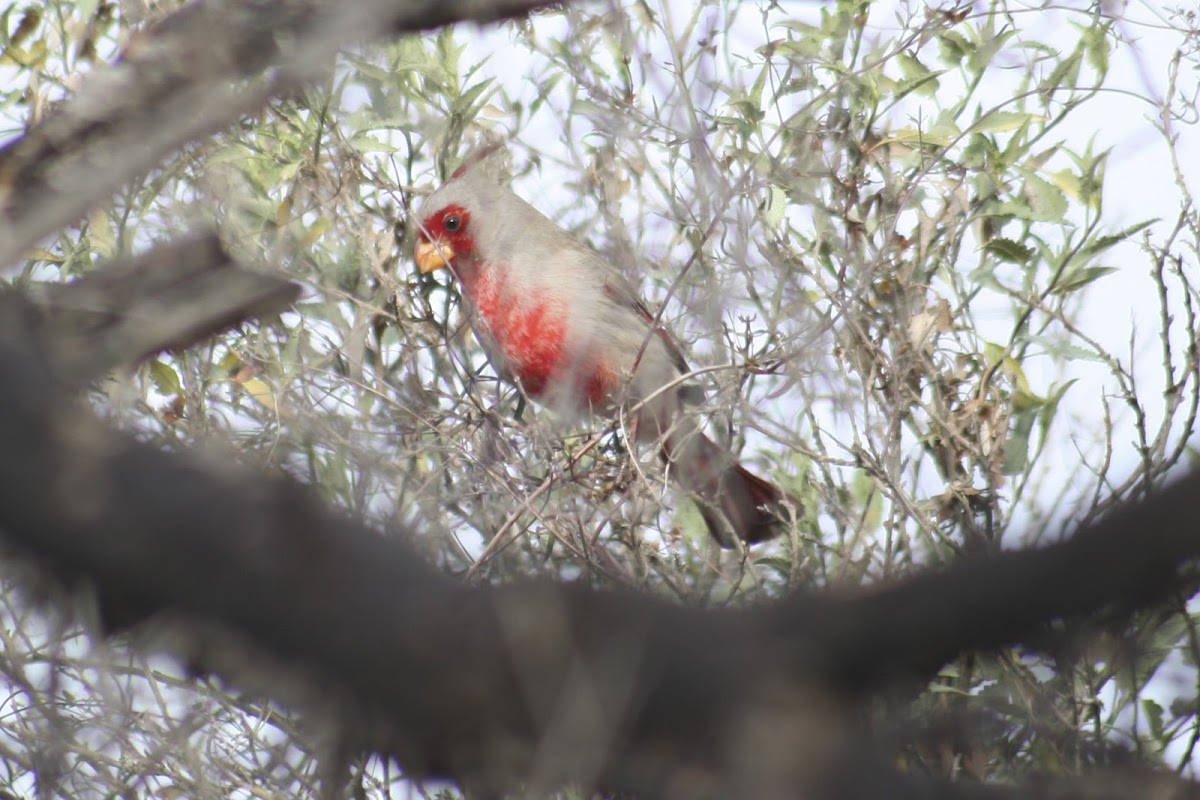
[412, 147, 800, 547]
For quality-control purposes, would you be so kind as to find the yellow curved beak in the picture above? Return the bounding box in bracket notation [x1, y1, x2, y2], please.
[415, 239, 455, 274]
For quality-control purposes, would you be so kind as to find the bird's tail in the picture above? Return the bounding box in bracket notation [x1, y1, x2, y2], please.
[663, 430, 801, 548]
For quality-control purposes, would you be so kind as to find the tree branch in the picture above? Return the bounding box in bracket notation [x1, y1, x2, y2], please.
[33, 230, 299, 387]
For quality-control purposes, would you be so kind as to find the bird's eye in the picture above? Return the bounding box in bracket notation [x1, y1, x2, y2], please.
[443, 214, 461, 232]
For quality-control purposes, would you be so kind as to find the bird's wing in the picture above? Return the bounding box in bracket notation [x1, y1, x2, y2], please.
[601, 272, 690, 375]
[600, 271, 708, 405]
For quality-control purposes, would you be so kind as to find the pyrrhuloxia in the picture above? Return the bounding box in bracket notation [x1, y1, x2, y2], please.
[413, 150, 799, 547]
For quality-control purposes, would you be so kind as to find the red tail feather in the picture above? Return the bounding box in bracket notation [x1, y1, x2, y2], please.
[666, 433, 801, 548]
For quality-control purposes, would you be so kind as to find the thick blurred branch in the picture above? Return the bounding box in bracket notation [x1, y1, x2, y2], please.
[32, 231, 299, 387]
[0, 266, 1197, 796]
[0, 0, 554, 267]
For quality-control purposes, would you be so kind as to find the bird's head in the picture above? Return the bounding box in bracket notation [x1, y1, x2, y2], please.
[414, 146, 511, 275]
[414, 200, 475, 275]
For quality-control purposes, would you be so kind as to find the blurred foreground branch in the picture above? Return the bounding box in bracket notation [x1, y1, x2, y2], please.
[0, 254, 1196, 798]
[32, 230, 299, 387]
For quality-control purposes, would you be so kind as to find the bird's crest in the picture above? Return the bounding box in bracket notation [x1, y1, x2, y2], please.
[449, 142, 505, 182]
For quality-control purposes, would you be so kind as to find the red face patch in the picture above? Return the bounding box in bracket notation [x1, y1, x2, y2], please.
[418, 204, 476, 263]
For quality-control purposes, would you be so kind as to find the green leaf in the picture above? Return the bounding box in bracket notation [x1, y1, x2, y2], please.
[347, 59, 395, 85]
[961, 133, 996, 169]
[1142, 698, 1165, 742]
[1021, 172, 1069, 221]
[746, 61, 769, 110]
[1039, 50, 1082, 97]
[774, 39, 822, 62]
[1012, 387, 1045, 412]
[1003, 407, 1037, 475]
[984, 237, 1035, 264]
[772, 21, 824, 61]
[1083, 21, 1112, 75]
[731, 99, 765, 124]
[1052, 265, 1118, 294]
[895, 52, 943, 98]
[1079, 219, 1156, 258]
[86, 210, 116, 258]
[435, 27, 465, 84]
[967, 27, 1016, 75]
[452, 79, 495, 118]
[1048, 168, 1083, 202]
[929, 683, 972, 696]
[897, 52, 931, 82]
[1034, 380, 1077, 463]
[277, 159, 303, 183]
[972, 110, 1044, 134]
[347, 133, 397, 154]
[754, 555, 796, 582]
[880, 126, 956, 149]
[937, 30, 973, 65]
[983, 341, 1038, 399]
[148, 359, 183, 396]
[774, 20, 822, 37]
[763, 185, 788, 229]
